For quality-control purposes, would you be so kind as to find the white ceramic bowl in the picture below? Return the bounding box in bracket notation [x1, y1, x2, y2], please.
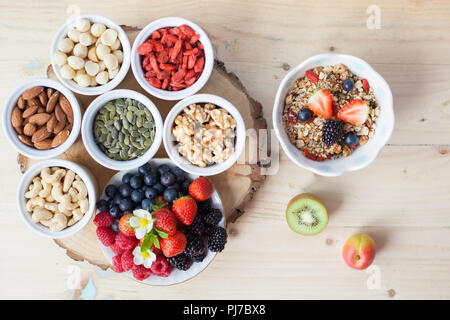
[163, 94, 246, 176]
[2, 78, 81, 160]
[82, 89, 163, 171]
[17, 159, 98, 239]
[97, 158, 225, 285]
[51, 14, 131, 96]
[273, 53, 394, 177]
[131, 17, 214, 101]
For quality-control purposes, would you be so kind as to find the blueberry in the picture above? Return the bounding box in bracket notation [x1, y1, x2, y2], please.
[122, 173, 133, 184]
[297, 108, 312, 123]
[111, 219, 120, 233]
[119, 198, 134, 212]
[163, 188, 178, 203]
[145, 187, 158, 199]
[344, 132, 359, 147]
[104, 184, 118, 199]
[138, 163, 153, 175]
[112, 193, 122, 206]
[96, 199, 109, 212]
[167, 183, 180, 191]
[110, 205, 121, 218]
[141, 198, 153, 211]
[171, 166, 186, 183]
[131, 189, 145, 203]
[342, 78, 354, 92]
[144, 172, 158, 186]
[153, 183, 165, 194]
[119, 183, 132, 198]
[160, 171, 175, 186]
[181, 179, 191, 194]
[157, 164, 171, 176]
[130, 175, 143, 189]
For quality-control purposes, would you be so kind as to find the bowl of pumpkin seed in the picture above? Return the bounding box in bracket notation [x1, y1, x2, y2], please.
[81, 89, 163, 170]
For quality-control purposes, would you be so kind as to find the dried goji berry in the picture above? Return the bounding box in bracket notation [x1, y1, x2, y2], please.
[183, 48, 199, 56]
[147, 77, 161, 88]
[194, 57, 204, 73]
[161, 78, 169, 90]
[179, 24, 195, 37]
[362, 79, 370, 93]
[287, 109, 297, 124]
[151, 30, 161, 40]
[171, 39, 183, 60]
[305, 70, 319, 83]
[188, 55, 196, 69]
[159, 63, 176, 71]
[149, 54, 160, 72]
[137, 42, 153, 55]
[157, 51, 169, 64]
[190, 34, 200, 45]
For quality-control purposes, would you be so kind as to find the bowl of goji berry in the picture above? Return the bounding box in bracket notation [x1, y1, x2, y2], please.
[131, 17, 214, 101]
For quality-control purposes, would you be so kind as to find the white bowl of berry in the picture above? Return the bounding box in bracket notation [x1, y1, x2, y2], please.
[273, 53, 394, 176]
[93, 158, 226, 285]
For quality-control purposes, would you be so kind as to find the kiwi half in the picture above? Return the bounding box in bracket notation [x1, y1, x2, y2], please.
[285, 193, 328, 236]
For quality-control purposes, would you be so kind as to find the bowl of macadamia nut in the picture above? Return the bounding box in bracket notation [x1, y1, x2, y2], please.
[51, 14, 131, 96]
[17, 159, 97, 238]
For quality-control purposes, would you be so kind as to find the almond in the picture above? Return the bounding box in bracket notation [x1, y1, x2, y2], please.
[34, 139, 53, 150]
[46, 91, 60, 113]
[55, 104, 66, 123]
[47, 88, 54, 99]
[31, 127, 52, 143]
[17, 97, 25, 110]
[27, 97, 41, 108]
[18, 134, 33, 147]
[14, 126, 23, 135]
[22, 86, 43, 100]
[53, 120, 65, 134]
[51, 129, 69, 148]
[39, 91, 48, 106]
[22, 105, 38, 118]
[23, 123, 37, 136]
[59, 95, 73, 123]
[11, 106, 22, 128]
[46, 114, 57, 133]
[37, 107, 46, 113]
[28, 113, 51, 126]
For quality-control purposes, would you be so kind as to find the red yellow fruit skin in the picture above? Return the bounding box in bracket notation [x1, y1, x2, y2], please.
[342, 234, 376, 270]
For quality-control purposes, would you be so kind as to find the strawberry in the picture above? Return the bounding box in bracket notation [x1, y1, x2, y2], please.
[307, 89, 333, 119]
[154, 195, 168, 209]
[96, 227, 116, 247]
[305, 70, 319, 83]
[153, 209, 177, 236]
[362, 79, 370, 93]
[189, 177, 213, 201]
[172, 196, 197, 225]
[337, 99, 369, 126]
[160, 231, 187, 258]
[119, 213, 135, 236]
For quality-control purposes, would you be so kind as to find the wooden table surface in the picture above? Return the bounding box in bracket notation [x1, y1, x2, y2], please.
[1, 0, 449, 300]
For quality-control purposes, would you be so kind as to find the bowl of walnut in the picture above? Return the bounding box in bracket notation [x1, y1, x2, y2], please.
[17, 159, 97, 239]
[163, 94, 246, 176]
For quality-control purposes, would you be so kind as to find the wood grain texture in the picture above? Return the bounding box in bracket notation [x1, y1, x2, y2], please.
[0, 0, 449, 300]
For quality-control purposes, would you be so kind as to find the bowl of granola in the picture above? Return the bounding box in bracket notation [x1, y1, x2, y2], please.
[163, 94, 246, 176]
[273, 54, 394, 176]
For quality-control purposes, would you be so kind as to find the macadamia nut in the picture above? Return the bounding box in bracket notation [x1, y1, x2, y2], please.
[85, 60, 100, 76]
[74, 74, 91, 87]
[67, 28, 81, 42]
[100, 29, 118, 46]
[95, 71, 109, 85]
[90, 23, 106, 37]
[57, 38, 74, 53]
[95, 44, 110, 61]
[79, 32, 94, 46]
[73, 43, 88, 58]
[112, 50, 123, 64]
[54, 51, 67, 66]
[103, 53, 118, 70]
[60, 64, 75, 79]
[67, 55, 85, 70]
[75, 18, 90, 32]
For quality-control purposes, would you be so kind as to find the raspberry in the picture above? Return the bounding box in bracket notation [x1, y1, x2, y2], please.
[185, 235, 205, 258]
[110, 242, 125, 255]
[93, 211, 114, 227]
[150, 255, 172, 277]
[96, 227, 116, 247]
[208, 226, 227, 252]
[167, 253, 192, 271]
[115, 232, 138, 250]
[202, 208, 222, 226]
[132, 264, 152, 281]
[321, 120, 342, 146]
[112, 254, 124, 273]
[186, 214, 205, 236]
[121, 249, 135, 271]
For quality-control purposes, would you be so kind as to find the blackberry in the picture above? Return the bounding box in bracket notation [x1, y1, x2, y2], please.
[191, 252, 206, 263]
[197, 199, 212, 217]
[208, 226, 227, 252]
[167, 253, 192, 271]
[185, 235, 205, 257]
[321, 120, 342, 146]
[186, 215, 205, 236]
[202, 224, 216, 237]
[202, 208, 222, 226]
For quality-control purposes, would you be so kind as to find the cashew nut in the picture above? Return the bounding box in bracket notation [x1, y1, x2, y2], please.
[25, 177, 43, 199]
[51, 183, 64, 202]
[44, 203, 59, 212]
[58, 203, 73, 217]
[41, 167, 66, 184]
[72, 180, 87, 200]
[39, 181, 52, 198]
[68, 187, 79, 203]
[63, 170, 76, 193]
[79, 199, 89, 214]
[26, 197, 45, 212]
[48, 213, 67, 232]
[60, 194, 78, 211]
[31, 207, 53, 223]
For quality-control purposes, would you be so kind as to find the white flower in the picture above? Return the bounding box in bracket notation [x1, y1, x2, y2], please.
[129, 209, 154, 239]
[133, 246, 156, 268]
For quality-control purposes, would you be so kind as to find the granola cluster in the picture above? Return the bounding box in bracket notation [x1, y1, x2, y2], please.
[172, 103, 237, 167]
[283, 64, 380, 160]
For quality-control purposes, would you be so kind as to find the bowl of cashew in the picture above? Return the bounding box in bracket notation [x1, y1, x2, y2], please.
[17, 159, 97, 238]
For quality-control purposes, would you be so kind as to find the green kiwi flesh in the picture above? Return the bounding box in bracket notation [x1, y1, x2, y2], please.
[286, 193, 328, 236]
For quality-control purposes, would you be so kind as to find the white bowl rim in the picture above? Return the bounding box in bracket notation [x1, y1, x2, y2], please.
[81, 89, 163, 171]
[50, 13, 131, 96]
[2, 78, 82, 160]
[273, 53, 395, 177]
[130, 17, 214, 101]
[163, 93, 246, 176]
[17, 159, 97, 239]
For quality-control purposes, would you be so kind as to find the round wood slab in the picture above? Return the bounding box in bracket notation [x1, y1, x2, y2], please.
[17, 27, 267, 269]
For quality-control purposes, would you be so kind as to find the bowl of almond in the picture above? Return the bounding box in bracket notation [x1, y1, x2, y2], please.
[2, 78, 81, 159]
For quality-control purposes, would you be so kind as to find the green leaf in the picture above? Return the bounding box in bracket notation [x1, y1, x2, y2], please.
[140, 233, 153, 252]
[155, 228, 168, 238]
